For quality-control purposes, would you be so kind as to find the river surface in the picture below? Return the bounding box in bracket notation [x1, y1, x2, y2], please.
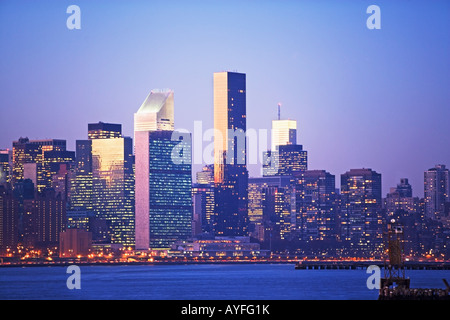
[0, 263, 448, 300]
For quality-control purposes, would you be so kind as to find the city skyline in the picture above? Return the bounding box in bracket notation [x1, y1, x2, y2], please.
[1, 0, 450, 198]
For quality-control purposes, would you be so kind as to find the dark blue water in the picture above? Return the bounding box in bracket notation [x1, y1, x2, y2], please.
[0, 264, 448, 300]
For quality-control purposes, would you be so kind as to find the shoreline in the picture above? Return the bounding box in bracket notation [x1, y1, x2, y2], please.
[1, 259, 449, 269]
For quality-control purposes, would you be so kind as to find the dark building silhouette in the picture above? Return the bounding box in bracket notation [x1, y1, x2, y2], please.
[213, 71, 249, 237]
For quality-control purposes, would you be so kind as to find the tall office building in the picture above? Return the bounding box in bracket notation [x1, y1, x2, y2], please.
[22, 188, 66, 249]
[383, 178, 421, 256]
[91, 134, 134, 246]
[71, 122, 134, 246]
[263, 117, 307, 177]
[0, 149, 12, 188]
[192, 165, 215, 235]
[41, 150, 75, 193]
[248, 176, 292, 244]
[88, 122, 122, 140]
[424, 164, 450, 221]
[263, 144, 307, 177]
[213, 71, 248, 236]
[340, 168, 383, 256]
[271, 119, 297, 151]
[12, 138, 69, 192]
[0, 186, 19, 253]
[134, 89, 192, 250]
[134, 89, 174, 134]
[196, 164, 214, 185]
[71, 140, 93, 211]
[291, 170, 337, 242]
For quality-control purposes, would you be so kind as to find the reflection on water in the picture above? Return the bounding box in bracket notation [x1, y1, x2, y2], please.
[0, 264, 447, 300]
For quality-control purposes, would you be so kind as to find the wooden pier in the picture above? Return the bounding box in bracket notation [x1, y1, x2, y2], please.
[294, 260, 450, 270]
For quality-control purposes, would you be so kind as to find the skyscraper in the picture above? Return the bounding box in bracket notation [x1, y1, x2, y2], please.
[292, 170, 338, 242]
[91, 135, 134, 246]
[384, 178, 421, 256]
[12, 138, 69, 192]
[263, 144, 307, 177]
[0, 186, 18, 253]
[71, 139, 93, 211]
[147, 130, 192, 249]
[213, 71, 248, 236]
[72, 122, 135, 246]
[0, 149, 12, 188]
[247, 176, 292, 244]
[271, 119, 297, 151]
[340, 168, 383, 256]
[192, 165, 215, 235]
[22, 188, 66, 249]
[134, 89, 192, 250]
[88, 122, 122, 140]
[263, 116, 307, 177]
[424, 164, 450, 221]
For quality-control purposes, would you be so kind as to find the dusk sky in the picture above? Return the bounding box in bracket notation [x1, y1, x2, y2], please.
[1, 0, 449, 197]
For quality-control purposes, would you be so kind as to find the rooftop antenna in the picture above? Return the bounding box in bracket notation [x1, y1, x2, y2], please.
[277, 102, 281, 120]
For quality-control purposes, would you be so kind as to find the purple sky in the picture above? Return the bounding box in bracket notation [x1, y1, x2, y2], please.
[1, 0, 449, 197]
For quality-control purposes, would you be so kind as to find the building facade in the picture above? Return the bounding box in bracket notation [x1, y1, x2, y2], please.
[91, 136, 134, 246]
[134, 90, 192, 250]
[340, 168, 383, 256]
[292, 170, 338, 242]
[424, 164, 450, 222]
[213, 71, 249, 237]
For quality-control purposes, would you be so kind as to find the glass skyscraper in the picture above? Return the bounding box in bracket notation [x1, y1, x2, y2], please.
[271, 119, 297, 151]
[213, 71, 249, 237]
[134, 89, 192, 250]
[91, 136, 134, 245]
[263, 144, 307, 177]
[71, 140, 93, 211]
[263, 118, 307, 177]
[72, 122, 134, 246]
[147, 130, 192, 249]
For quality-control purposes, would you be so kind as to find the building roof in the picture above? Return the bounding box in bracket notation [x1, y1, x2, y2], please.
[136, 89, 173, 114]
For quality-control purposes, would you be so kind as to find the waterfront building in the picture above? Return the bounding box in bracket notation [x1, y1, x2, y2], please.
[170, 236, 270, 258]
[291, 170, 338, 242]
[383, 178, 421, 257]
[59, 228, 92, 258]
[340, 168, 383, 256]
[424, 164, 450, 223]
[0, 186, 19, 253]
[22, 188, 66, 249]
[134, 90, 192, 250]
